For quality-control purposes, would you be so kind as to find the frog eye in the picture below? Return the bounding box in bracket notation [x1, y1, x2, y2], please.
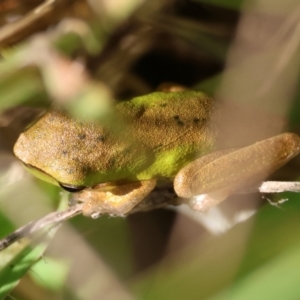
[59, 183, 86, 193]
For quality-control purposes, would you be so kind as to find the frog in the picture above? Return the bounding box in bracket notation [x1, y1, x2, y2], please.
[13, 90, 300, 218]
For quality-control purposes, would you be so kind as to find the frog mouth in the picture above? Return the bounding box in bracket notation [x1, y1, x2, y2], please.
[21, 162, 86, 192]
[21, 162, 59, 186]
[58, 183, 86, 193]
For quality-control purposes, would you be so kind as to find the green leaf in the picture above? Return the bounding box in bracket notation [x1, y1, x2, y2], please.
[0, 236, 52, 298]
[211, 243, 300, 300]
[30, 256, 70, 291]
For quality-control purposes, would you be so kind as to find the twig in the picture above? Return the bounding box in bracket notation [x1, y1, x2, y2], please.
[259, 181, 300, 193]
[0, 187, 177, 251]
[0, 0, 75, 47]
[0, 180, 300, 251]
[0, 203, 83, 251]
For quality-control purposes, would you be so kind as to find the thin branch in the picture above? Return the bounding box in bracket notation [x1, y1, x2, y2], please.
[0, 0, 75, 47]
[0, 204, 83, 251]
[259, 181, 300, 193]
[0, 187, 176, 251]
[0, 180, 300, 251]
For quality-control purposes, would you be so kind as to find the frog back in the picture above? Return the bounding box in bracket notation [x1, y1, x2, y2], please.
[117, 91, 217, 179]
[14, 91, 216, 187]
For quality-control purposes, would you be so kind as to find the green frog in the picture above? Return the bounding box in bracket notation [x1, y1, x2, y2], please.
[13, 91, 300, 217]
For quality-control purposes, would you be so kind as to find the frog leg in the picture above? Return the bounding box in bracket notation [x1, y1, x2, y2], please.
[72, 180, 157, 218]
[174, 133, 300, 212]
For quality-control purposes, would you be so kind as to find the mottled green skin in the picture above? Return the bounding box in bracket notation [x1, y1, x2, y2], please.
[13, 91, 216, 187]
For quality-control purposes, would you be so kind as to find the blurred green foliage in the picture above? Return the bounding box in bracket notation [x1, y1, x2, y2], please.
[0, 0, 300, 299]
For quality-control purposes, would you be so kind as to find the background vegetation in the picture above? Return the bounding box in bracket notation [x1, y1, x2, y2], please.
[0, 0, 300, 299]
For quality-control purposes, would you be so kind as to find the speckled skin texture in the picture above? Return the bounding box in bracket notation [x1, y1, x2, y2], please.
[174, 133, 300, 198]
[13, 91, 300, 216]
[14, 91, 216, 187]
